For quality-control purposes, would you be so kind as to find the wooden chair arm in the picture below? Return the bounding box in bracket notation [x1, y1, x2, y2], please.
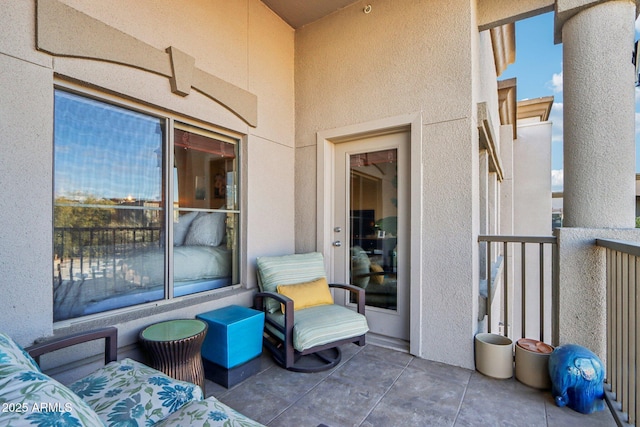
[329, 282, 363, 293]
[329, 283, 366, 315]
[25, 327, 118, 366]
[254, 291, 294, 314]
[253, 291, 295, 364]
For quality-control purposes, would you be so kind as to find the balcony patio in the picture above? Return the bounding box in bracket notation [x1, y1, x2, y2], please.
[204, 343, 616, 427]
[201, 234, 638, 427]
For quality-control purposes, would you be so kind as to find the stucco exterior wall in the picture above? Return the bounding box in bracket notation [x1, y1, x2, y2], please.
[0, 38, 53, 345]
[514, 122, 552, 236]
[294, 0, 494, 369]
[0, 0, 295, 347]
[557, 228, 640, 363]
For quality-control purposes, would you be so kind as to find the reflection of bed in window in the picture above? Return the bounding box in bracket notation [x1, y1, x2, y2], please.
[83, 211, 231, 315]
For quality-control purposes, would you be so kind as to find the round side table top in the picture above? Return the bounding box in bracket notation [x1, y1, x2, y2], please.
[141, 319, 206, 342]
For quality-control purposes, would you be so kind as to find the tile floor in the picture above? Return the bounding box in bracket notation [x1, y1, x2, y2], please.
[204, 343, 617, 427]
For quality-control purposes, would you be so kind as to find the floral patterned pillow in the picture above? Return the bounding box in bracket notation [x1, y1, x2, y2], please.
[154, 397, 265, 427]
[0, 368, 105, 426]
[0, 333, 41, 377]
[69, 358, 203, 426]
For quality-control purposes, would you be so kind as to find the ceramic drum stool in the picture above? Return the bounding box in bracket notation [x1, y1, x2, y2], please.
[139, 319, 208, 392]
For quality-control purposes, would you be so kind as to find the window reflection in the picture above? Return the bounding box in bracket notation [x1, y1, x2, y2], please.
[52, 90, 238, 321]
[349, 149, 398, 311]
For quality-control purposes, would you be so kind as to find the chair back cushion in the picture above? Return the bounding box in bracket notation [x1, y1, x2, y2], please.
[257, 252, 327, 313]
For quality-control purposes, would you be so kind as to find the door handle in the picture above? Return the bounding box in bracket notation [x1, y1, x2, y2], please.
[333, 241, 342, 247]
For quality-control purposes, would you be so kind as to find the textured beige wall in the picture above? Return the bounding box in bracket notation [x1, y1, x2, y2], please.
[295, 0, 478, 252]
[0, 0, 294, 346]
[0, 1, 53, 344]
[514, 122, 552, 236]
[295, 0, 475, 152]
[294, 0, 488, 368]
[0, 51, 54, 345]
[557, 228, 640, 363]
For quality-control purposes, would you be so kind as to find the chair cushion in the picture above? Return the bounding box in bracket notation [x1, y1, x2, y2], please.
[0, 332, 41, 376]
[267, 304, 369, 352]
[0, 368, 105, 426]
[277, 277, 334, 313]
[69, 358, 203, 426]
[257, 252, 327, 313]
[155, 396, 265, 427]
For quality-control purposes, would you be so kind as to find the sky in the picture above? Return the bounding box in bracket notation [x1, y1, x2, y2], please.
[54, 90, 164, 202]
[500, 12, 640, 192]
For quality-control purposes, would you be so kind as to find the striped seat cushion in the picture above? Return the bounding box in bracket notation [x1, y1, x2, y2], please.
[266, 304, 369, 352]
[257, 252, 328, 313]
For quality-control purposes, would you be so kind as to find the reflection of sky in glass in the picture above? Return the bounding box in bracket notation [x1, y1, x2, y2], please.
[54, 90, 163, 202]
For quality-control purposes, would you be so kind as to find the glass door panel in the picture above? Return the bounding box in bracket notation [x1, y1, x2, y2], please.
[350, 149, 398, 311]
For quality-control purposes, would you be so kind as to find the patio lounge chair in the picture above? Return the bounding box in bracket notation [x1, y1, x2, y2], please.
[254, 252, 369, 372]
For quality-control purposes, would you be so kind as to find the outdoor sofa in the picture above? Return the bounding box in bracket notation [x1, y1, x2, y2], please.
[0, 327, 263, 426]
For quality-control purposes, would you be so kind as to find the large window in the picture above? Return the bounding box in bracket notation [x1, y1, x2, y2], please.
[53, 89, 240, 321]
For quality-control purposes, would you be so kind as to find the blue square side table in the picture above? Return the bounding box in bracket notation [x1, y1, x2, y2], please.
[196, 305, 264, 387]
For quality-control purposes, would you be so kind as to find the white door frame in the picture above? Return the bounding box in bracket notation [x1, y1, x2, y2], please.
[316, 113, 423, 356]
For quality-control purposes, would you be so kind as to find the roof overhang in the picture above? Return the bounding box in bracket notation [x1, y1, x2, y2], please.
[497, 78, 517, 140]
[517, 96, 554, 123]
[477, 0, 554, 31]
[490, 23, 516, 77]
[478, 102, 504, 181]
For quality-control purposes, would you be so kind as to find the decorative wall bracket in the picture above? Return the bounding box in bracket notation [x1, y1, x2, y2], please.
[37, 0, 257, 127]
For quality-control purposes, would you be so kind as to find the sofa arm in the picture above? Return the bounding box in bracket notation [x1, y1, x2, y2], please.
[25, 327, 118, 365]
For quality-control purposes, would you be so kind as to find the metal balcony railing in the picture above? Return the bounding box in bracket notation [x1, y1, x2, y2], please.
[596, 238, 640, 425]
[53, 226, 161, 288]
[478, 235, 559, 346]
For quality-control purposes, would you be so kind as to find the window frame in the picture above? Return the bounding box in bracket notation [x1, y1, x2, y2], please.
[52, 82, 245, 325]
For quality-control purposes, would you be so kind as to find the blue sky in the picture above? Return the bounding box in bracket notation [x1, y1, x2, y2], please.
[500, 12, 564, 191]
[500, 12, 640, 192]
[54, 90, 164, 202]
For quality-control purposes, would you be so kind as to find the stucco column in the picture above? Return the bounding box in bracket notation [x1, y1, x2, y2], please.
[556, 0, 637, 228]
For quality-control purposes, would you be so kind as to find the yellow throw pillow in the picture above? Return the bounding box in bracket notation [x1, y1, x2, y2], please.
[370, 263, 385, 285]
[276, 277, 334, 313]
